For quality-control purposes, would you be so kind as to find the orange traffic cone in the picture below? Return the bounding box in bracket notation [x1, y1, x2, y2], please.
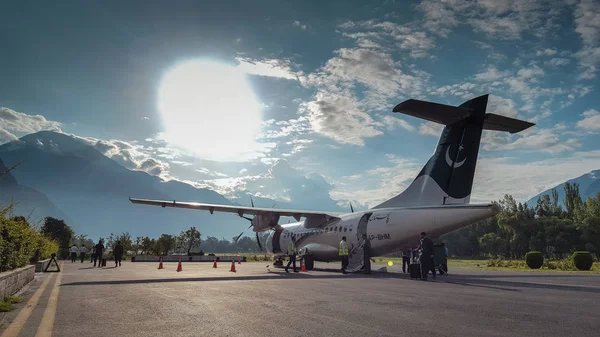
[158, 256, 164, 270]
[176, 256, 183, 272]
[230, 260, 236, 273]
[213, 257, 217, 268]
[301, 260, 307, 272]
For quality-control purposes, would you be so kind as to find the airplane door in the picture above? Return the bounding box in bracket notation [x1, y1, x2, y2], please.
[272, 228, 283, 254]
[355, 213, 372, 248]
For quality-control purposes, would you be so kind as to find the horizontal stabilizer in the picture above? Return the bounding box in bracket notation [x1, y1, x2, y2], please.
[393, 97, 535, 134]
[483, 113, 535, 133]
[393, 99, 472, 125]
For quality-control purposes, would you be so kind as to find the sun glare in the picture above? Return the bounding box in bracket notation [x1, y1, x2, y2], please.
[157, 59, 263, 161]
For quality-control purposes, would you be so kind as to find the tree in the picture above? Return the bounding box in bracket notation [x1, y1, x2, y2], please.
[40, 217, 73, 259]
[180, 226, 202, 254]
[116, 232, 133, 252]
[564, 182, 583, 220]
[155, 234, 176, 255]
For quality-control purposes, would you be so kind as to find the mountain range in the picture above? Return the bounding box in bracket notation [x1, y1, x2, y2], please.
[526, 170, 600, 208]
[0, 131, 320, 241]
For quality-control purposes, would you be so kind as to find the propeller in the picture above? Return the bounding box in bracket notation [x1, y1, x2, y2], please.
[234, 196, 265, 253]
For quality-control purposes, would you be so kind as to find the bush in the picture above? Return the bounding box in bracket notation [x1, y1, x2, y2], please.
[0, 206, 59, 271]
[525, 251, 544, 269]
[571, 251, 593, 271]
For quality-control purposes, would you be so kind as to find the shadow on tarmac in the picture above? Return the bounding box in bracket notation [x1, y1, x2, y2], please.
[60, 268, 600, 294]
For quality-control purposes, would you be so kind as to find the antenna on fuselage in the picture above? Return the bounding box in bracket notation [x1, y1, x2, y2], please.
[350, 202, 354, 213]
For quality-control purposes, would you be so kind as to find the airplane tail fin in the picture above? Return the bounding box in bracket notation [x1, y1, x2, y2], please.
[372, 94, 534, 209]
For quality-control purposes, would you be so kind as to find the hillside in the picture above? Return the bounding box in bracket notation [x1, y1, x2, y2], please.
[0, 131, 253, 239]
[526, 169, 600, 208]
[0, 157, 73, 225]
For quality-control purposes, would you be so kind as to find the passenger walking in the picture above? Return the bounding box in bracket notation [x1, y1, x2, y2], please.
[113, 241, 124, 267]
[362, 235, 371, 274]
[402, 247, 411, 273]
[79, 245, 87, 263]
[418, 232, 435, 280]
[339, 236, 349, 274]
[285, 235, 298, 273]
[90, 245, 95, 263]
[70, 244, 78, 263]
[94, 239, 104, 267]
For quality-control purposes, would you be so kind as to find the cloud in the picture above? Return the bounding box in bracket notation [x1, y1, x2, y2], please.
[339, 20, 436, 58]
[419, 121, 443, 136]
[536, 48, 558, 56]
[72, 135, 171, 176]
[0, 128, 19, 144]
[330, 155, 423, 208]
[471, 152, 600, 203]
[0, 107, 62, 135]
[418, 0, 566, 40]
[481, 126, 580, 154]
[517, 65, 545, 81]
[573, 0, 600, 79]
[546, 58, 571, 66]
[474, 66, 510, 82]
[293, 21, 308, 30]
[204, 159, 342, 211]
[299, 93, 383, 146]
[378, 115, 415, 132]
[576, 109, 600, 131]
[487, 95, 519, 117]
[235, 57, 300, 80]
[298, 45, 428, 146]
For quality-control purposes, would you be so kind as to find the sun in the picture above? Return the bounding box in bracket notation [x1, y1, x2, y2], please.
[157, 59, 263, 161]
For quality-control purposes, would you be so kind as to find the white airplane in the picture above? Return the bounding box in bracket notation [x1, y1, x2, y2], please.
[130, 94, 534, 271]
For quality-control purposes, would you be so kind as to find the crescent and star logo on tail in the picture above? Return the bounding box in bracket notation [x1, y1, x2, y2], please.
[445, 143, 467, 168]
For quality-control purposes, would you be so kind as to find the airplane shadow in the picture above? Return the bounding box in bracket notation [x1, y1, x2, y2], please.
[61, 268, 600, 294]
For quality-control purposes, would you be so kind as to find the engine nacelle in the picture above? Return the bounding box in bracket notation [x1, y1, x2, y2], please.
[251, 213, 280, 232]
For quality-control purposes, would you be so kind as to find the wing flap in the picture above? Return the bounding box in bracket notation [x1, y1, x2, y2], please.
[128, 197, 342, 220]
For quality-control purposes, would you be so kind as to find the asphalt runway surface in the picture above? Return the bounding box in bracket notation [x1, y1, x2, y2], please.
[1, 260, 599, 337]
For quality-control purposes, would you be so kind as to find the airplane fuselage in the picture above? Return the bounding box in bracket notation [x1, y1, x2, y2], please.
[264, 204, 498, 262]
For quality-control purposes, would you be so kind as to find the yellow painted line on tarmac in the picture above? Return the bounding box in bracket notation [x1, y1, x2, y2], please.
[0, 273, 55, 337]
[34, 267, 63, 337]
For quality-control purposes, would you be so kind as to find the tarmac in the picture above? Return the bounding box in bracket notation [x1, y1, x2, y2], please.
[1, 260, 599, 337]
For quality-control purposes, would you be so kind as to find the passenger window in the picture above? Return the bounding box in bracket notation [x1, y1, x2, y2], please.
[344, 227, 347, 232]
[334, 227, 338, 232]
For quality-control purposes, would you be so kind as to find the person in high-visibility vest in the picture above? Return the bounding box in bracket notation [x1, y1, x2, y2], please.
[339, 236, 349, 274]
[285, 234, 298, 273]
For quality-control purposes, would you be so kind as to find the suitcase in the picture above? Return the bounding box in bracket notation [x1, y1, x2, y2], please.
[409, 263, 421, 279]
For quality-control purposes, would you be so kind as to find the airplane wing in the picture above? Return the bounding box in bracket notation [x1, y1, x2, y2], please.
[128, 197, 343, 224]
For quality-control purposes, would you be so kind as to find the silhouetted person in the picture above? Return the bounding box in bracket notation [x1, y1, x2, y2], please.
[285, 235, 298, 273]
[418, 232, 435, 280]
[363, 235, 371, 274]
[114, 241, 124, 267]
[94, 240, 104, 267]
[402, 247, 412, 273]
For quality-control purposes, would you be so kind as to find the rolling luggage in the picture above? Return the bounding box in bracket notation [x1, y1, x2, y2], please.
[409, 263, 421, 279]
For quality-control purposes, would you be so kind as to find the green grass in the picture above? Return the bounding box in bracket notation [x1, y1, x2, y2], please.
[0, 300, 14, 312]
[4, 295, 23, 304]
[447, 258, 600, 273]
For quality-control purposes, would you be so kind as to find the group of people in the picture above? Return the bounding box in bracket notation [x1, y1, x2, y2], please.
[69, 239, 125, 268]
[282, 231, 446, 278]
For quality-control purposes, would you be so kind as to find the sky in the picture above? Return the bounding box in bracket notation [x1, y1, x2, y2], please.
[1, 0, 600, 211]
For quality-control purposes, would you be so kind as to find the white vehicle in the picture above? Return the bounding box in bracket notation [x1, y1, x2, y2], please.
[130, 94, 534, 271]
